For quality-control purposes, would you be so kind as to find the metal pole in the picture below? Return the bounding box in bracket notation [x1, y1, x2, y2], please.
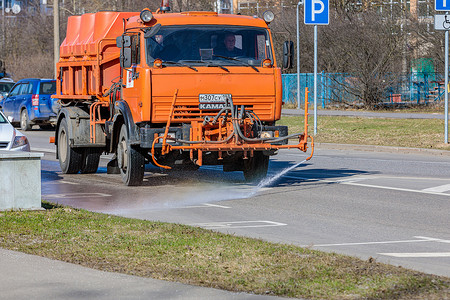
[313, 24, 318, 135]
[296, 1, 301, 109]
[445, 27, 449, 143]
[2, 0, 5, 53]
[53, 0, 60, 79]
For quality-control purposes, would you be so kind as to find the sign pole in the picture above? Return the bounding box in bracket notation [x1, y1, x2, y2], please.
[296, 1, 301, 109]
[445, 22, 449, 143]
[313, 24, 318, 135]
[54, 0, 60, 80]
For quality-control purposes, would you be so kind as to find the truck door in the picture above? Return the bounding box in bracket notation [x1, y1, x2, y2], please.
[3, 83, 21, 120]
[37, 81, 56, 116]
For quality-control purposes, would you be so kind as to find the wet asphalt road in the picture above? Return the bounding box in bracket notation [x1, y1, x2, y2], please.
[26, 128, 450, 278]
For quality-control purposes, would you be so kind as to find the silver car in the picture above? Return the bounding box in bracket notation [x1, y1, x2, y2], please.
[0, 110, 30, 151]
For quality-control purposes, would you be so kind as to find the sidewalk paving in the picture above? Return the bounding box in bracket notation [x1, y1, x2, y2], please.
[282, 108, 445, 119]
[0, 248, 285, 300]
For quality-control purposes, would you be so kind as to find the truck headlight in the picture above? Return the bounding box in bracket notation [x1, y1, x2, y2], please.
[263, 10, 275, 24]
[140, 9, 153, 23]
[260, 131, 273, 139]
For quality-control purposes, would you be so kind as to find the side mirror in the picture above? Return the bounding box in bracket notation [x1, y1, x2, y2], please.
[283, 41, 294, 69]
[120, 48, 132, 69]
[144, 23, 162, 39]
[116, 35, 131, 48]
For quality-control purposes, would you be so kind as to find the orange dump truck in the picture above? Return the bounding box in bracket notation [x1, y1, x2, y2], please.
[54, 3, 313, 186]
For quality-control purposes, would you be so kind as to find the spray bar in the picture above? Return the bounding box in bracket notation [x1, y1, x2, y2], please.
[151, 88, 314, 169]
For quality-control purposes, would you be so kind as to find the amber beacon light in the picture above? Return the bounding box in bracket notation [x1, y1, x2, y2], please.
[160, 0, 171, 11]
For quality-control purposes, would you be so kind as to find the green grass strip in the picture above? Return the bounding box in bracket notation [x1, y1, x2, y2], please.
[0, 203, 448, 299]
[278, 116, 450, 150]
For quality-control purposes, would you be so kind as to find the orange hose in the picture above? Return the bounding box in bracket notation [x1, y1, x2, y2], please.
[306, 135, 314, 161]
[151, 136, 172, 169]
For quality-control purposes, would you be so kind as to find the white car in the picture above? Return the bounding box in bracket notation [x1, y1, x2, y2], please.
[0, 110, 30, 151]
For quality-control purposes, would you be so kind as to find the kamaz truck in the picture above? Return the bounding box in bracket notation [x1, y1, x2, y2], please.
[53, 2, 313, 186]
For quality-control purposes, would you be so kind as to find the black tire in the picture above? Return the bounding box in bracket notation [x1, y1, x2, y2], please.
[243, 151, 269, 183]
[57, 118, 83, 174]
[80, 148, 102, 174]
[117, 124, 145, 186]
[20, 109, 32, 131]
[40, 124, 54, 131]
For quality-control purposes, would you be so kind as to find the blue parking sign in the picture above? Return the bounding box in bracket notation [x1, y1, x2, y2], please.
[304, 0, 329, 25]
[436, 0, 450, 11]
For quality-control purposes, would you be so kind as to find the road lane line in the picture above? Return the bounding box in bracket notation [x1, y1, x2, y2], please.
[44, 193, 111, 199]
[191, 220, 287, 229]
[379, 252, 450, 258]
[203, 203, 231, 208]
[414, 236, 450, 244]
[311, 238, 435, 247]
[282, 175, 450, 198]
[422, 184, 450, 193]
[59, 180, 80, 185]
[31, 147, 56, 154]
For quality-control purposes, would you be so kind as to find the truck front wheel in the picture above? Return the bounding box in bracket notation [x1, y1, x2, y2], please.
[117, 124, 145, 186]
[243, 152, 269, 183]
[58, 118, 83, 174]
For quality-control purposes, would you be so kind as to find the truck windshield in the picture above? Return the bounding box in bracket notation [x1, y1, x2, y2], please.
[146, 25, 273, 67]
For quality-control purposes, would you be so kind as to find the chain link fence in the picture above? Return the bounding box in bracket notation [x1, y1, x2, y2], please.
[282, 72, 446, 108]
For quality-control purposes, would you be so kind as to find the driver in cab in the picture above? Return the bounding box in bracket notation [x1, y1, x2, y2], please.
[214, 33, 243, 57]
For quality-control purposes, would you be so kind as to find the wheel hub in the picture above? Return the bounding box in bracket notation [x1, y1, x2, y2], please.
[118, 139, 128, 171]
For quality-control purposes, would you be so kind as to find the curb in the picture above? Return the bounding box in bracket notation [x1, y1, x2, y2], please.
[315, 143, 450, 157]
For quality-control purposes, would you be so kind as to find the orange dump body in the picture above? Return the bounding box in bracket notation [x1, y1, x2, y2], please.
[57, 11, 137, 100]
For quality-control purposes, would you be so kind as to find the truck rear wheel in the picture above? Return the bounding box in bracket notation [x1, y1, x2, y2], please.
[80, 148, 102, 174]
[117, 124, 145, 186]
[243, 152, 269, 183]
[58, 118, 83, 174]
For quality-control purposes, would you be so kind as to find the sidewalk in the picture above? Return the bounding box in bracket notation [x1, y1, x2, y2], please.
[0, 248, 286, 300]
[282, 108, 445, 119]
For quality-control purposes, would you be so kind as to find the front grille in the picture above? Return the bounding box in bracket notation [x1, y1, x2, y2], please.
[0, 142, 9, 148]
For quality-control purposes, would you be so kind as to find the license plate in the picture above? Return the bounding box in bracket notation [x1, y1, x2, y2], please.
[199, 94, 231, 110]
[199, 94, 231, 103]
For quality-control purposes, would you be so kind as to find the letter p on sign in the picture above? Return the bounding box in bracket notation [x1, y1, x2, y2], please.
[304, 0, 329, 25]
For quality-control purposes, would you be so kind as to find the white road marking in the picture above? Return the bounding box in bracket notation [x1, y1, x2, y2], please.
[44, 193, 111, 199]
[179, 203, 231, 209]
[59, 180, 80, 185]
[31, 147, 56, 154]
[282, 175, 450, 198]
[311, 238, 433, 247]
[311, 236, 450, 248]
[191, 220, 287, 229]
[379, 252, 450, 258]
[280, 152, 450, 166]
[422, 184, 450, 193]
[414, 236, 450, 244]
[202, 203, 231, 209]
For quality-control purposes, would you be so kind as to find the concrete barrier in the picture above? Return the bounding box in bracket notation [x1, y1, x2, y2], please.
[0, 151, 44, 211]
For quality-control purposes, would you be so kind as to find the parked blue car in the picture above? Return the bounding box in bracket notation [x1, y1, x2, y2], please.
[0, 78, 58, 130]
